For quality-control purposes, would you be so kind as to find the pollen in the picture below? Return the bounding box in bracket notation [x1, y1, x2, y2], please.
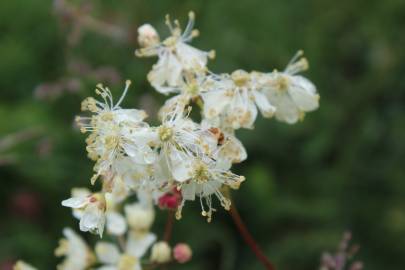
[275, 75, 290, 91]
[193, 161, 210, 184]
[231, 70, 250, 87]
[158, 125, 173, 142]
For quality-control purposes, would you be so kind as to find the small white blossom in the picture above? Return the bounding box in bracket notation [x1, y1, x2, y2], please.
[260, 51, 320, 124]
[213, 128, 247, 165]
[158, 68, 208, 117]
[55, 228, 95, 270]
[69, 187, 91, 220]
[136, 12, 215, 94]
[95, 232, 155, 270]
[177, 156, 245, 221]
[76, 80, 157, 185]
[62, 192, 106, 237]
[201, 70, 276, 130]
[157, 105, 217, 183]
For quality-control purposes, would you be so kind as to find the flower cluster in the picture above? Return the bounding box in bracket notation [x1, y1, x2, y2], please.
[15, 11, 319, 270]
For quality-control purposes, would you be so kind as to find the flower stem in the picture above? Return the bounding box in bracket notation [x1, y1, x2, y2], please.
[163, 210, 175, 243]
[229, 200, 276, 270]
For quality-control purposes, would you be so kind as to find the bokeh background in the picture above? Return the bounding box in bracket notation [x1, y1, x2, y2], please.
[1, 0, 404, 269]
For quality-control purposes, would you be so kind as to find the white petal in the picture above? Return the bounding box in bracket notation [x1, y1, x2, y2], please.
[124, 203, 155, 231]
[201, 90, 231, 119]
[228, 89, 257, 129]
[126, 232, 157, 258]
[166, 53, 183, 86]
[148, 52, 182, 94]
[106, 212, 127, 236]
[123, 142, 156, 165]
[79, 205, 105, 237]
[58, 228, 90, 270]
[62, 197, 89, 209]
[130, 128, 159, 146]
[202, 181, 222, 196]
[169, 149, 193, 182]
[289, 76, 319, 111]
[115, 109, 148, 122]
[252, 90, 276, 118]
[71, 188, 91, 198]
[176, 42, 208, 69]
[95, 242, 121, 264]
[181, 182, 196, 201]
[265, 88, 300, 124]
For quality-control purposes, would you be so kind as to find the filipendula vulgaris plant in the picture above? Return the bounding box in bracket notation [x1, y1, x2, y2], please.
[15, 12, 319, 270]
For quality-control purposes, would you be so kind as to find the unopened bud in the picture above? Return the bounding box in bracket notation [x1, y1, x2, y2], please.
[173, 243, 192, 263]
[138, 24, 160, 47]
[150, 241, 171, 263]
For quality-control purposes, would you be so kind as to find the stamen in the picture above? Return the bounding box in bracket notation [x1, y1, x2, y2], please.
[114, 80, 132, 109]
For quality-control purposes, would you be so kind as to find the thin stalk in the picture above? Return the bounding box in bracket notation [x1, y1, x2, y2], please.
[163, 210, 175, 243]
[229, 200, 276, 270]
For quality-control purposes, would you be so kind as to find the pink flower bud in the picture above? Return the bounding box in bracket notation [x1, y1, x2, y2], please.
[173, 243, 192, 264]
[158, 188, 182, 210]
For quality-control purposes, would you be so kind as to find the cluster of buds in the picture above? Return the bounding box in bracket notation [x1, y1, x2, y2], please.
[15, 11, 319, 270]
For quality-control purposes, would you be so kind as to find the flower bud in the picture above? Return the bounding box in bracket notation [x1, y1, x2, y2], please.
[173, 243, 192, 263]
[124, 203, 154, 231]
[150, 241, 171, 263]
[138, 24, 160, 47]
[158, 188, 182, 210]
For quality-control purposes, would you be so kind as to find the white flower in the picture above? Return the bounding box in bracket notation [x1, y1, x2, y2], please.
[76, 80, 157, 185]
[260, 51, 320, 124]
[55, 228, 95, 270]
[136, 12, 215, 94]
[210, 127, 247, 165]
[113, 156, 158, 192]
[157, 105, 218, 183]
[69, 187, 91, 220]
[150, 241, 171, 263]
[124, 202, 155, 231]
[68, 187, 127, 236]
[158, 69, 207, 117]
[201, 70, 276, 130]
[62, 193, 106, 237]
[177, 156, 245, 221]
[13, 261, 37, 270]
[95, 232, 156, 270]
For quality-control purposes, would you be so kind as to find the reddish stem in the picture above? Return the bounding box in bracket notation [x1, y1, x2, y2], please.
[163, 210, 175, 243]
[229, 202, 276, 270]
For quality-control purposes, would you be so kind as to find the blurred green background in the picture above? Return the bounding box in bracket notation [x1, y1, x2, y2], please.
[1, 0, 404, 269]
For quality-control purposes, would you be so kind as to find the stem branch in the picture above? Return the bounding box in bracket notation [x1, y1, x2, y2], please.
[229, 201, 275, 270]
[163, 210, 174, 243]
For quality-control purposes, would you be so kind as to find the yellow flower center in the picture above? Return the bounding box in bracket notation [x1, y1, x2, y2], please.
[118, 254, 138, 270]
[158, 126, 173, 142]
[275, 75, 290, 91]
[193, 161, 210, 183]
